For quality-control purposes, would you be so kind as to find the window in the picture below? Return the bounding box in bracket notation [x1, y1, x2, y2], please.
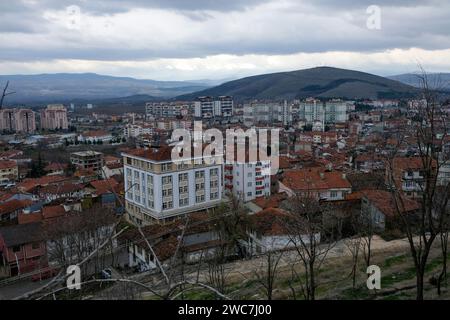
[210, 168, 218, 176]
[161, 163, 172, 172]
[210, 192, 219, 200]
[196, 195, 205, 203]
[162, 176, 172, 185]
[179, 198, 189, 206]
[247, 192, 252, 197]
[179, 173, 188, 181]
[247, 182, 252, 187]
[163, 189, 172, 197]
[248, 172, 252, 178]
[196, 183, 204, 191]
[330, 191, 338, 198]
[163, 201, 173, 210]
[195, 171, 205, 179]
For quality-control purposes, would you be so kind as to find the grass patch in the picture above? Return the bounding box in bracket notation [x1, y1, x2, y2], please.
[384, 254, 408, 268]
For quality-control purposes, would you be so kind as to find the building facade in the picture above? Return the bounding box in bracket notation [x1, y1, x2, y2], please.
[123, 146, 223, 226]
[40, 104, 68, 130]
[70, 151, 104, 174]
[0, 108, 36, 133]
[224, 161, 271, 202]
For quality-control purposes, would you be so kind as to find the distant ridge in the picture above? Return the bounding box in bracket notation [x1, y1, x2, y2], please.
[0, 73, 211, 104]
[177, 67, 419, 101]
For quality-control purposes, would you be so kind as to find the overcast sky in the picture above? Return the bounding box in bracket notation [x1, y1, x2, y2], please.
[0, 0, 449, 80]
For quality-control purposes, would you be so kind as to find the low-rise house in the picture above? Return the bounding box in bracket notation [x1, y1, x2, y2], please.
[78, 130, 113, 143]
[37, 182, 85, 203]
[360, 190, 420, 231]
[247, 207, 320, 255]
[0, 222, 47, 276]
[0, 160, 18, 186]
[44, 163, 68, 176]
[279, 167, 352, 201]
[0, 199, 33, 223]
[102, 162, 123, 179]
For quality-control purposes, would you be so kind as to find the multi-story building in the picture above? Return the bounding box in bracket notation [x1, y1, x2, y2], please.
[194, 96, 214, 119]
[386, 157, 442, 199]
[298, 98, 350, 124]
[0, 160, 19, 186]
[0, 108, 36, 133]
[195, 96, 234, 119]
[70, 151, 104, 174]
[224, 161, 271, 202]
[122, 146, 223, 226]
[213, 96, 233, 118]
[124, 123, 154, 138]
[243, 102, 282, 126]
[145, 102, 190, 119]
[40, 104, 68, 130]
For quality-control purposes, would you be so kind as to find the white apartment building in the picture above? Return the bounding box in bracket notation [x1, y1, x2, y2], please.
[298, 98, 350, 124]
[145, 102, 189, 120]
[243, 101, 292, 127]
[194, 96, 214, 119]
[224, 161, 271, 202]
[124, 124, 154, 138]
[214, 96, 233, 118]
[123, 146, 223, 226]
[195, 96, 233, 119]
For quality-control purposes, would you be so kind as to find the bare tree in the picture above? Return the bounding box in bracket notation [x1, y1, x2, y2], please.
[344, 236, 362, 289]
[385, 69, 450, 300]
[283, 194, 339, 300]
[252, 248, 284, 300]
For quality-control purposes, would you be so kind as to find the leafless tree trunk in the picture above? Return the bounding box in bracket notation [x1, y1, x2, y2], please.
[283, 194, 339, 300]
[252, 248, 283, 300]
[385, 68, 450, 300]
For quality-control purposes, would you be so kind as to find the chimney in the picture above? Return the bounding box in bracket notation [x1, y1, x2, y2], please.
[342, 173, 347, 180]
[319, 172, 324, 179]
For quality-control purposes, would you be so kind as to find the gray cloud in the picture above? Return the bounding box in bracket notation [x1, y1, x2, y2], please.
[0, 0, 449, 77]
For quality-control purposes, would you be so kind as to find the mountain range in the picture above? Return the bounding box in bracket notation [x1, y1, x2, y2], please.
[388, 73, 450, 90]
[0, 73, 212, 104]
[2, 67, 445, 106]
[177, 67, 419, 101]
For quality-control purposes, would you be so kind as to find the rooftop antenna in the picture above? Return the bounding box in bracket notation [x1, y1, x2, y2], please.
[1, 81, 16, 110]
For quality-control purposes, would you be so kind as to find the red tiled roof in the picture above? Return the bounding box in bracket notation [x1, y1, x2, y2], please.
[42, 205, 66, 219]
[89, 178, 119, 195]
[124, 146, 173, 162]
[252, 193, 287, 210]
[362, 190, 420, 218]
[0, 160, 17, 170]
[0, 199, 33, 216]
[282, 167, 351, 191]
[250, 208, 291, 236]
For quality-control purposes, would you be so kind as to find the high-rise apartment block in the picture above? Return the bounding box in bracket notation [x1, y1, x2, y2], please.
[0, 108, 36, 133]
[40, 104, 69, 130]
[195, 96, 233, 119]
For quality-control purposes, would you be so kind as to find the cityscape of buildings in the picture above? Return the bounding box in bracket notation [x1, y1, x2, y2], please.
[0, 89, 449, 302]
